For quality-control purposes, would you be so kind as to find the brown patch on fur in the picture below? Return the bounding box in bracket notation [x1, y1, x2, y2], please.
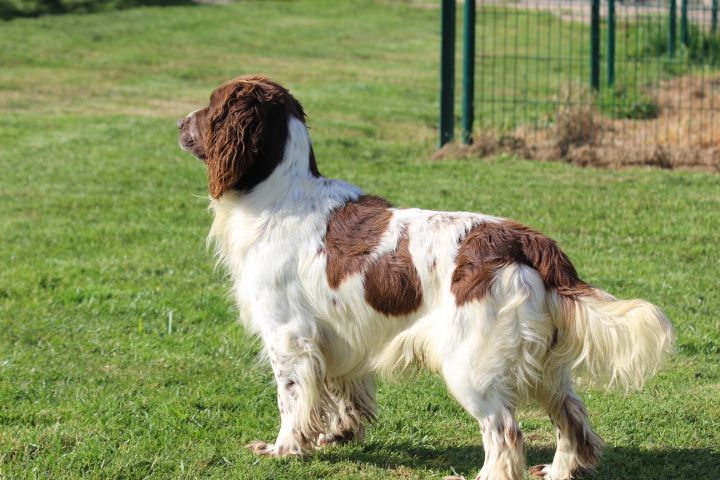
[506, 423, 522, 448]
[528, 464, 546, 477]
[451, 220, 594, 305]
[363, 227, 423, 316]
[554, 395, 604, 470]
[205, 76, 305, 198]
[324, 196, 393, 289]
[181, 75, 321, 199]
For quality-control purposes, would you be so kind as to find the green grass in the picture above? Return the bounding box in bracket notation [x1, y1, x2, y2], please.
[1, 1, 719, 479]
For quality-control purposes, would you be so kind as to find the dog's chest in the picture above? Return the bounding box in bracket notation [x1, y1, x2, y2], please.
[210, 198, 331, 328]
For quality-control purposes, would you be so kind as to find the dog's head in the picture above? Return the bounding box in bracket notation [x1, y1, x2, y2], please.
[178, 75, 318, 198]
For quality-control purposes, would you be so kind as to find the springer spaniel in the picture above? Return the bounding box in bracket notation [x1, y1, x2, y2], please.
[177, 75, 674, 480]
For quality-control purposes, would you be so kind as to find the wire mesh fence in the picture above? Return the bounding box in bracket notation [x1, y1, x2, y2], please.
[464, 0, 720, 170]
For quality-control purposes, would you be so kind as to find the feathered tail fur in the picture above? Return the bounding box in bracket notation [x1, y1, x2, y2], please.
[547, 289, 675, 391]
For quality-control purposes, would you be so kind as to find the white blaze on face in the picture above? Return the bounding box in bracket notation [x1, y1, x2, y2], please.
[187, 108, 202, 140]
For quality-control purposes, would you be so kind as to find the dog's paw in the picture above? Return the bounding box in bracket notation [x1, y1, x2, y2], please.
[528, 464, 551, 478]
[246, 440, 276, 456]
[317, 427, 364, 447]
[317, 433, 343, 446]
[246, 440, 304, 457]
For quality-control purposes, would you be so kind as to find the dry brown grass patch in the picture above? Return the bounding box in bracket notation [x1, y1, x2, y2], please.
[437, 74, 720, 172]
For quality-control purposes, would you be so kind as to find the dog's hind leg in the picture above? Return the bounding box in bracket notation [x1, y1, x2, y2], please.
[528, 384, 604, 480]
[438, 320, 527, 480]
[440, 265, 557, 480]
[442, 371, 525, 480]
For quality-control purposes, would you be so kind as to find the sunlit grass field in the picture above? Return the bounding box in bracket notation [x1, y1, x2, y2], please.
[1, 1, 719, 478]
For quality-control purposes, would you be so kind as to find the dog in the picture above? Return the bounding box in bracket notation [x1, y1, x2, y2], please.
[177, 75, 674, 480]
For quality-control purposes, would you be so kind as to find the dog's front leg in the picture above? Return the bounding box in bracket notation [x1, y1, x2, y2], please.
[247, 333, 326, 457]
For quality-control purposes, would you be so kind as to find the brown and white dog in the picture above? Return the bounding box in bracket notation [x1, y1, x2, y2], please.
[178, 75, 674, 480]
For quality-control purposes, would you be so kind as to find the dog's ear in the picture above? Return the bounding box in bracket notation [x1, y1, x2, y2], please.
[204, 80, 302, 198]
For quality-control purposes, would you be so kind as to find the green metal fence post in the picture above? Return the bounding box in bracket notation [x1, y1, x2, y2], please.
[440, 0, 456, 146]
[591, 0, 600, 91]
[669, 0, 677, 57]
[462, 0, 476, 144]
[713, 0, 718, 35]
[608, 0, 615, 87]
[681, 0, 689, 46]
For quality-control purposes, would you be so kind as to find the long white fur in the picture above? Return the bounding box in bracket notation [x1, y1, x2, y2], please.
[205, 116, 674, 480]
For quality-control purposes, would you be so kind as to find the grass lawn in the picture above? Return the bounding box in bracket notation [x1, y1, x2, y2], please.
[1, 1, 719, 478]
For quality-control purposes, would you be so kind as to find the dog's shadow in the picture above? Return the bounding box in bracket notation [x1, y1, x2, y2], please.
[319, 441, 720, 479]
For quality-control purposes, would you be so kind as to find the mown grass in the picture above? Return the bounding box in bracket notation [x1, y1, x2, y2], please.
[1, 1, 719, 479]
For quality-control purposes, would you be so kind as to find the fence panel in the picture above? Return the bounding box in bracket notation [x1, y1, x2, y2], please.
[463, 0, 720, 169]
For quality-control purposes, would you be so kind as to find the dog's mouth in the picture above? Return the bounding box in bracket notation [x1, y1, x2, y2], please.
[179, 131, 206, 160]
[178, 116, 207, 161]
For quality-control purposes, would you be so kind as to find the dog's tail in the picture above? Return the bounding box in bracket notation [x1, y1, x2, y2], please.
[547, 289, 674, 390]
[509, 222, 674, 391]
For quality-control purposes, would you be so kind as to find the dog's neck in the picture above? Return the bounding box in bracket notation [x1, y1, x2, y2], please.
[208, 117, 362, 275]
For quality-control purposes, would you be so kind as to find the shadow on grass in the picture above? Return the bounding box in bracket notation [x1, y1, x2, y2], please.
[320, 441, 720, 479]
[0, 0, 198, 21]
